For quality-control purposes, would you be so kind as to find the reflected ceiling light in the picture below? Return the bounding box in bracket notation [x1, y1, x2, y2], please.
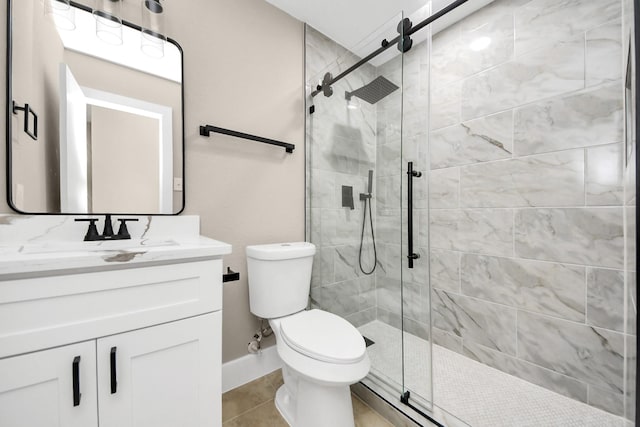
[93, 0, 123, 45]
[141, 0, 166, 58]
[469, 36, 491, 51]
[45, 0, 76, 31]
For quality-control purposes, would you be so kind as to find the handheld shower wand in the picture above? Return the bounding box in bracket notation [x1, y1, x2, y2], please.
[359, 170, 377, 275]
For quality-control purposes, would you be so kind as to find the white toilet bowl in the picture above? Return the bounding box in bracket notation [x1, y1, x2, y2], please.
[270, 310, 370, 427]
[245, 242, 371, 427]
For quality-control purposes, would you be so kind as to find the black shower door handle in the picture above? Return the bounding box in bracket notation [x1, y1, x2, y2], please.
[407, 162, 422, 269]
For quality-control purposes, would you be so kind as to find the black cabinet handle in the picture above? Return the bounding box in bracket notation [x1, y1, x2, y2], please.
[72, 356, 81, 407]
[110, 347, 117, 394]
[407, 162, 422, 269]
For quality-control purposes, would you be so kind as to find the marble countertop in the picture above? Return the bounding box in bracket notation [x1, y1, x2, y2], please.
[0, 236, 232, 278]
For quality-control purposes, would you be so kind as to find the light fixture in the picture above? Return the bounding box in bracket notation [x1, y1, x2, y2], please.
[93, 0, 123, 45]
[141, 0, 166, 58]
[45, 0, 76, 31]
[469, 36, 491, 52]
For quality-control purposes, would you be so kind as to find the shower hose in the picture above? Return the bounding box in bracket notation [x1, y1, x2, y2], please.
[358, 194, 377, 275]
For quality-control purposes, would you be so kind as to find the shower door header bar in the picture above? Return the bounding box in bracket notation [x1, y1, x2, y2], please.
[310, 0, 469, 98]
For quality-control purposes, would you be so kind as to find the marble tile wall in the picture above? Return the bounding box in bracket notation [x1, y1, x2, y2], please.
[305, 26, 379, 326]
[622, 0, 637, 422]
[423, 0, 632, 419]
[305, 0, 636, 421]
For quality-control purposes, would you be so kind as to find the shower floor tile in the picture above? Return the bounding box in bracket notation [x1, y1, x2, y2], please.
[359, 320, 629, 427]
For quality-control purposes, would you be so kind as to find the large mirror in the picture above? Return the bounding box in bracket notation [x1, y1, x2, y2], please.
[7, 0, 184, 214]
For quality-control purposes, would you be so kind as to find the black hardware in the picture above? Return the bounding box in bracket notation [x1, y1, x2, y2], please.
[102, 214, 114, 238]
[321, 72, 334, 97]
[396, 18, 413, 53]
[311, 0, 469, 98]
[199, 125, 295, 154]
[110, 347, 117, 394]
[72, 356, 81, 407]
[342, 185, 355, 210]
[309, 105, 315, 115]
[12, 101, 37, 140]
[407, 162, 422, 269]
[74, 218, 100, 241]
[381, 39, 389, 48]
[400, 391, 445, 427]
[116, 218, 139, 239]
[75, 215, 137, 241]
[222, 267, 240, 283]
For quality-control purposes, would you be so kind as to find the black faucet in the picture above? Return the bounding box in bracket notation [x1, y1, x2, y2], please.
[75, 215, 139, 241]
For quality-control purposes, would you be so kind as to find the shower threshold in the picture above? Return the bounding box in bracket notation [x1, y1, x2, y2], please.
[358, 321, 630, 427]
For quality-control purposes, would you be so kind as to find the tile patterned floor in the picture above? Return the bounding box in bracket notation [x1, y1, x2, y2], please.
[359, 320, 630, 427]
[222, 369, 396, 427]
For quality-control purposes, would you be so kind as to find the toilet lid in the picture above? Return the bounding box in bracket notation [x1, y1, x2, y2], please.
[280, 310, 366, 364]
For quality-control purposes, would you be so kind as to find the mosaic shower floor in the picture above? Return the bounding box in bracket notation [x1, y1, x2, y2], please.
[359, 321, 630, 427]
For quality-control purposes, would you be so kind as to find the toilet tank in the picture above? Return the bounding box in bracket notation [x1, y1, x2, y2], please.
[246, 242, 316, 319]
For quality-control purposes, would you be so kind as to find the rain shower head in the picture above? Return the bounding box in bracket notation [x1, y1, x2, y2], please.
[345, 76, 399, 105]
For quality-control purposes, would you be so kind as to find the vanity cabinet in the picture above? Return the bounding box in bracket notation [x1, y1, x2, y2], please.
[0, 255, 225, 427]
[0, 341, 98, 427]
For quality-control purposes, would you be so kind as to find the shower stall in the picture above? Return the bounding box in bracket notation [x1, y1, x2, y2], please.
[305, 0, 638, 426]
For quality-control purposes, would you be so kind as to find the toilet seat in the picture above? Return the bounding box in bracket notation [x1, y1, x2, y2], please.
[280, 309, 366, 364]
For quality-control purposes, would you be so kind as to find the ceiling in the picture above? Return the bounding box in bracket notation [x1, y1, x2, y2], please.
[264, 0, 494, 68]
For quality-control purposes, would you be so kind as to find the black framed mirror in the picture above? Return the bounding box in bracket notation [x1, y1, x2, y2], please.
[6, 0, 184, 215]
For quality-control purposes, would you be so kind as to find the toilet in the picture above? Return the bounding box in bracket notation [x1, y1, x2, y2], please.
[246, 242, 370, 427]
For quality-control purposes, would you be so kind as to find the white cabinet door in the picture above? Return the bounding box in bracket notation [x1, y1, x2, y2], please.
[0, 341, 98, 427]
[97, 313, 221, 427]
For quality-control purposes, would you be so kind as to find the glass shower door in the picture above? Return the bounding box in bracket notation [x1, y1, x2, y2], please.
[398, 3, 434, 413]
[305, 10, 434, 410]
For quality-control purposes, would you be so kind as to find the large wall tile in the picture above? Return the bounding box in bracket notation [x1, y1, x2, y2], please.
[431, 81, 461, 130]
[461, 254, 585, 321]
[430, 249, 460, 293]
[461, 39, 584, 121]
[432, 289, 517, 355]
[587, 268, 625, 332]
[432, 13, 514, 87]
[432, 327, 463, 353]
[514, 84, 623, 156]
[515, 0, 621, 56]
[586, 20, 623, 87]
[586, 144, 624, 206]
[431, 208, 514, 256]
[460, 150, 584, 208]
[515, 208, 624, 269]
[625, 334, 636, 421]
[588, 385, 625, 416]
[345, 307, 376, 328]
[429, 168, 459, 208]
[628, 271, 637, 336]
[517, 311, 624, 393]
[430, 111, 513, 169]
[463, 341, 588, 403]
[319, 279, 362, 318]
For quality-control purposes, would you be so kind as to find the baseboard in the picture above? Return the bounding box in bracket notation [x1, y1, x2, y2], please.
[221, 345, 283, 393]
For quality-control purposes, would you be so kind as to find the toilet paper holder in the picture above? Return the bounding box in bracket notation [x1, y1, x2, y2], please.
[223, 267, 240, 283]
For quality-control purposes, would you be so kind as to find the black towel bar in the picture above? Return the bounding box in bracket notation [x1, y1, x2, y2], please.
[199, 125, 295, 153]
